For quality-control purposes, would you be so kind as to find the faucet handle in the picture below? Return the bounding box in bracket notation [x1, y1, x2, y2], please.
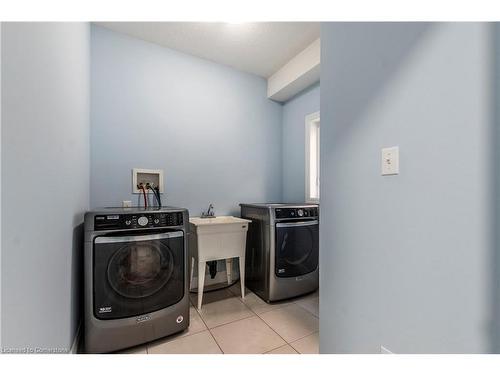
[201, 203, 215, 217]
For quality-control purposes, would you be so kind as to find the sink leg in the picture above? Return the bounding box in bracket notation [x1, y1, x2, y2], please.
[197, 261, 206, 310]
[190, 257, 195, 290]
[226, 258, 232, 285]
[239, 256, 245, 299]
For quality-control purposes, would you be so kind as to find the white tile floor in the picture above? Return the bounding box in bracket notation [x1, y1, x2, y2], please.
[120, 282, 319, 354]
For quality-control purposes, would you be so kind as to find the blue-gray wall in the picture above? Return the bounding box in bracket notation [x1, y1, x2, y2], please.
[90, 25, 283, 215]
[1, 22, 90, 352]
[282, 84, 320, 203]
[320, 23, 494, 353]
[0, 22, 3, 349]
[492, 23, 500, 355]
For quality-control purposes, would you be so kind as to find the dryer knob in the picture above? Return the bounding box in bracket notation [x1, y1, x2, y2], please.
[297, 209, 304, 217]
[138, 216, 148, 226]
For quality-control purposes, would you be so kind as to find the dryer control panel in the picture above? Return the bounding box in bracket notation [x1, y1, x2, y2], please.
[94, 212, 183, 230]
[274, 207, 318, 220]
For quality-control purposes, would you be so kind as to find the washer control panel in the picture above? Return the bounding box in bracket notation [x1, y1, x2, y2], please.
[274, 207, 318, 220]
[94, 212, 183, 230]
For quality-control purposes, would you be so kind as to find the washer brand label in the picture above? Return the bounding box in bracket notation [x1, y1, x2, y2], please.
[99, 306, 112, 313]
[136, 315, 151, 323]
[278, 269, 285, 274]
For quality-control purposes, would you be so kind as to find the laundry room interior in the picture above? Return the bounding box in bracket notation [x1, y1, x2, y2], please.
[1, 22, 321, 354]
[3, 20, 500, 357]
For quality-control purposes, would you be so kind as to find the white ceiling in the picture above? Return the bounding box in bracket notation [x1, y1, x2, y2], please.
[94, 22, 320, 78]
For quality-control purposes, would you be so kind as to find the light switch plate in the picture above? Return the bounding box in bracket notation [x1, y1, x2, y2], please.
[381, 146, 399, 175]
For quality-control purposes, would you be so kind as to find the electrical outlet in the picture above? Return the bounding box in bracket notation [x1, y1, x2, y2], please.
[122, 200, 132, 208]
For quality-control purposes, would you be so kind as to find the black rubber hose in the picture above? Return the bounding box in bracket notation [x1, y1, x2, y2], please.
[154, 186, 162, 208]
[208, 261, 217, 279]
[148, 187, 158, 207]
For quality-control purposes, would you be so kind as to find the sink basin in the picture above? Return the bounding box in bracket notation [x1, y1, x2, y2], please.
[189, 215, 251, 258]
[190, 215, 250, 227]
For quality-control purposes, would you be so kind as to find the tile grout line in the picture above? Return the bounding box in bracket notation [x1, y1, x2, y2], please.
[263, 343, 300, 354]
[252, 306, 298, 351]
[291, 294, 320, 315]
[209, 311, 290, 354]
[145, 287, 317, 354]
[146, 306, 210, 354]
[228, 282, 319, 351]
[287, 330, 320, 353]
[192, 306, 210, 332]
[198, 286, 284, 354]
[207, 310, 258, 330]
[190, 284, 318, 354]
[290, 301, 320, 319]
[288, 332, 320, 347]
[255, 303, 320, 348]
[148, 330, 218, 355]
[192, 304, 225, 354]
[192, 293, 253, 354]
[194, 290, 258, 329]
[230, 281, 318, 316]
[228, 284, 295, 316]
[207, 326, 225, 354]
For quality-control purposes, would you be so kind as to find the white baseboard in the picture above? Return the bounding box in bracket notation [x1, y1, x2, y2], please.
[380, 345, 394, 354]
[70, 322, 82, 354]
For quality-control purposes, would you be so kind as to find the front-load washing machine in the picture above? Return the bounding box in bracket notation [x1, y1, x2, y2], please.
[240, 203, 319, 302]
[84, 207, 190, 353]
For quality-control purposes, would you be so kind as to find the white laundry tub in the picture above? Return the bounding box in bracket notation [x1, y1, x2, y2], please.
[189, 216, 251, 309]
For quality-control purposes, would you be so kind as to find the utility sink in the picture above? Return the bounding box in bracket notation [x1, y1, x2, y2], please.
[190, 215, 250, 227]
[189, 215, 251, 309]
[189, 216, 251, 257]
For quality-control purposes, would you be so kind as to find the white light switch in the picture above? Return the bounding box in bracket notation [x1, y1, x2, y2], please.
[381, 146, 399, 175]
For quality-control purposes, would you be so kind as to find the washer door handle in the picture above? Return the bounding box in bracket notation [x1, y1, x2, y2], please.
[276, 220, 319, 228]
[95, 231, 184, 244]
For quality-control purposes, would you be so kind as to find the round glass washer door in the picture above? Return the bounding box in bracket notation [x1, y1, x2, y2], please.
[275, 221, 319, 278]
[107, 241, 174, 299]
[279, 229, 314, 265]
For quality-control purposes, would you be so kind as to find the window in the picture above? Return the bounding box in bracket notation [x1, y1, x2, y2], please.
[305, 111, 320, 203]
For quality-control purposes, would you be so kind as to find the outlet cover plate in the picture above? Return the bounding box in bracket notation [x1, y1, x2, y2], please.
[381, 146, 399, 176]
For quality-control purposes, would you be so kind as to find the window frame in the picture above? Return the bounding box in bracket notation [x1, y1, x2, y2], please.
[305, 111, 320, 204]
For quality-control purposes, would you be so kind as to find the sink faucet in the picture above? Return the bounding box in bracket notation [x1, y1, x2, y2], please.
[201, 204, 215, 218]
